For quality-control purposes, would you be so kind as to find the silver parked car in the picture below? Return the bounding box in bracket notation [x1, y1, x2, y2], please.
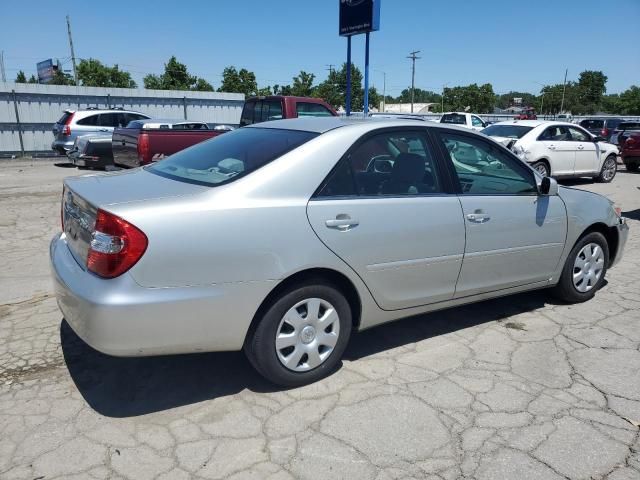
[52, 108, 149, 154]
[51, 118, 628, 386]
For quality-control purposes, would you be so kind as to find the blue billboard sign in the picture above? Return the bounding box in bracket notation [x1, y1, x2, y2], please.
[37, 59, 54, 83]
[339, 0, 380, 37]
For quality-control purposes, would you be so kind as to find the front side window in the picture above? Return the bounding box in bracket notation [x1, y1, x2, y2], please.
[471, 116, 484, 127]
[148, 127, 317, 187]
[317, 130, 443, 197]
[580, 119, 604, 130]
[296, 102, 334, 117]
[539, 126, 570, 141]
[568, 127, 590, 142]
[437, 132, 536, 195]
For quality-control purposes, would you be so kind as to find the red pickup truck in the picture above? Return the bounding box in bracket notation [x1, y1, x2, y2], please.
[240, 96, 337, 126]
[615, 122, 640, 172]
[112, 120, 227, 168]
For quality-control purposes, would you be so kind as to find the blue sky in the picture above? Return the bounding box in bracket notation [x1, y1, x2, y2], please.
[2, 0, 639, 95]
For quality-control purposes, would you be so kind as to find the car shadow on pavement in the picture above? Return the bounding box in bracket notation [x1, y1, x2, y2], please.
[62, 290, 550, 417]
[344, 291, 547, 361]
[60, 320, 278, 418]
[622, 209, 640, 221]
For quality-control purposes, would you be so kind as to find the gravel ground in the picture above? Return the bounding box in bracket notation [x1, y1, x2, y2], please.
[1, 159, 639, 480]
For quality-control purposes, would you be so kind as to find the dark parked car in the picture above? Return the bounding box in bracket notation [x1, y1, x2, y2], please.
[614, 123, 640, 172]
[66, 135, 114, 169]
[579, 118, 627, 142]
[610, 121, 640, 147]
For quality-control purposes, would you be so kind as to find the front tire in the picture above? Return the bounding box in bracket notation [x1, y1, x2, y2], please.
[532, 160, 550, 177]
[552, 232, 609, 303]
[245, 283, 352, 387]
[595, 154, 617, 183]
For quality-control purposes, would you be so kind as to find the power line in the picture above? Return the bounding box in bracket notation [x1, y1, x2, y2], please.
[406, 50, 421, 113]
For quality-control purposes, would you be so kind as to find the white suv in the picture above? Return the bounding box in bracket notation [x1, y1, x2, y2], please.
[482, 120, 619, 182]
[52, 108, 149, 154]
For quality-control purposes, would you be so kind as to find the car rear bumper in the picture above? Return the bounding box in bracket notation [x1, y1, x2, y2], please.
[68, 153, 113, 169]
[50, 233, 273, 356]
[52, 140, 74, 153]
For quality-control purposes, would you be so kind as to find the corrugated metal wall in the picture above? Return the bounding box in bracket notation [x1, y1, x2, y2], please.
[0, 82, 244, 153]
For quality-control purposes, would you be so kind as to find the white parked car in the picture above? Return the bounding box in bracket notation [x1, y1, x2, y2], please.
[482, 120, 619, 182]
[440, 112, 487, 131]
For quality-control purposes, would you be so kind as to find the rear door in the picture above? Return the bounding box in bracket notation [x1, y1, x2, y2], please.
[74, 113, 101, 137]
[307, 128, 465, 310]
[434, 130, 567, 297]
[537, 125, 575, 175]
[569, 126, 598, 174]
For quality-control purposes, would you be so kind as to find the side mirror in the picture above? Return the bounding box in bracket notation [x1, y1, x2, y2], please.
[539, 176, 559, 196]
[592, 135, 605, 142]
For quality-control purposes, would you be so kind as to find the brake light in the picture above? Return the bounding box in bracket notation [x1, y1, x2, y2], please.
[87, 209, 148, 278]
[601, 128, 608, 137]
[62, 113, 74, 136]
[137, 133, 151, 165]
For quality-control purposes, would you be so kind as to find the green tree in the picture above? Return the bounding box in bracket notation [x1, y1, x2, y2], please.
[291, 71, 315, 97]
[143, 56, 212, 91]
[442, 83, 495, 113]
[273, 84, 292, 96]
[77, 58, 136, 88]
[368, 86, 382, 110]
[218, 66, 258, 96]
[15, 70, 27, 83]
[496, 91, 539, 110]
[618, 86, 640, 115]
[50, 68, 75, 86]
[313, 63, 363, 111]
[256, 86, 273, 96]
[577, 70, 607, 113]
[27, 74, 38, 84]
[396, 88, 442, 104]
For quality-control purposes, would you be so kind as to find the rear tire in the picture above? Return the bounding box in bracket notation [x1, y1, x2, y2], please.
[595, 155, 617, 183]
[532, 160, 550, 177]
[552, 232, 609, 303]
[245, 282, 352, 387]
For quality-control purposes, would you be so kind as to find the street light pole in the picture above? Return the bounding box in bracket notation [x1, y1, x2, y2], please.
[560, 68, 568, 115]
[407, 50, 421, 113]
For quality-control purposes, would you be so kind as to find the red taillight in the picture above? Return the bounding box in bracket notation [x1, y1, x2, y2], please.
[601, 128, 608, 137]
[62, 113, 74, 136]
[137, 133, 151, 165]
[87, 209, 148, 278]
[627, 137, 637, 147]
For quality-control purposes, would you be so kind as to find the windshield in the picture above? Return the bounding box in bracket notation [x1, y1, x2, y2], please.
[441, 113, 466, 125]
[148, 127, 318, 187]
[481, 124, 533, 139]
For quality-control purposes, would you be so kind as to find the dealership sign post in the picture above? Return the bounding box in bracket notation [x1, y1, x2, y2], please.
[36, 59, 55, 84]
[339, 0, 380, 116]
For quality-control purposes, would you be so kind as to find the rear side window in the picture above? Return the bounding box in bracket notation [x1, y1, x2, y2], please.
[296, 102, 334, 117]
[148, 127, 318, 187]
[605, 119, 624, 129]
[57, 112, 73, 124]
[240, 102, 256, 126]
[441, 113, 466, 125]
[124, 113, 147, 124]
[98, 113, 120, 127]
[580, 119, 604, 129]
[618, 122, 640, 131]
[76, 115, 99, 126]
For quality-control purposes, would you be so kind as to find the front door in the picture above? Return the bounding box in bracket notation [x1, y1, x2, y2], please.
[435, 130, 567, 297]
[538, 125, 575, 175]
[569, 126, 599, 174]
[307, 129, 465, 310]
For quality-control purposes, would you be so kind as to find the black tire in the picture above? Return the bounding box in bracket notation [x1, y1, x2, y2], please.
[595, 154, 617, 183]
[532, 160, 550, 177]
[245, 282, 352, 387]
[552, 232, 609, 303]
[626, 163, 639, 172]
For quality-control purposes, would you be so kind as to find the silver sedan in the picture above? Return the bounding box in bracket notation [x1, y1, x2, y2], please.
[51, 118, 629, 386]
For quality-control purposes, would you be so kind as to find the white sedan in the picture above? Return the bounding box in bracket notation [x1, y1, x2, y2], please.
[482, 120, 619, 182]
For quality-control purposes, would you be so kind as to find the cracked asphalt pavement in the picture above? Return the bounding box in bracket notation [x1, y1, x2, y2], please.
[1, 159, 639, 480]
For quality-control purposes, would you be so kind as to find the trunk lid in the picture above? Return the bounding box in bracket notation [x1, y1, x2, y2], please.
[63, 169, 209, 267]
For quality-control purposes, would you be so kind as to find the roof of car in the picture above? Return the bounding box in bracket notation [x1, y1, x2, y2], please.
[247, 116, 474, 134]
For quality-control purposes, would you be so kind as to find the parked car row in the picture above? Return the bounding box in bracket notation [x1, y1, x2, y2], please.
[53, 96, 339, 169]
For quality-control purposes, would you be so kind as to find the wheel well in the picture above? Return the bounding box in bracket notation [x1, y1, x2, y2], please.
[533, 158, 551, 172]
[579, 222, 620, 266]
[243, 268, 362, 348]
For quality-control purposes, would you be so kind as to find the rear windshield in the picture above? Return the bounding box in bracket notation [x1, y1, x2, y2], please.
[605, 119, 624, 128]
[580, 119, 604, 129]
[617, 122, 640, 131]
[481, 124, 533, 139]
[148, 127, 318, 187]
[441, 113, 466, 125]
[57, 112, 73, 124]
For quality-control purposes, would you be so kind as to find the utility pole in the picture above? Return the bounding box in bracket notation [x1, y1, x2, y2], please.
[560, 68, 568, 115]
[539, 92, 545, 116]
[66, 15, 78, 85]
[381, 71, 386, 112]
[407, 50, 421, 113]
[326, 64, 335, 76]
[0, 51, 6, 82]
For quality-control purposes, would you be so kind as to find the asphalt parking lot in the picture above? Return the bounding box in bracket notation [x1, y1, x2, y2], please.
[1, 159, 639, 480]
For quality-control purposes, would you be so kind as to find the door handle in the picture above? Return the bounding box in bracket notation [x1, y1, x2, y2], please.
[466, 213, 491, 224]
[548, 144, 556, 150]
[325, 215, 359, 230]
[577, 145, 584, 150]
[99, 128, 109, 132]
